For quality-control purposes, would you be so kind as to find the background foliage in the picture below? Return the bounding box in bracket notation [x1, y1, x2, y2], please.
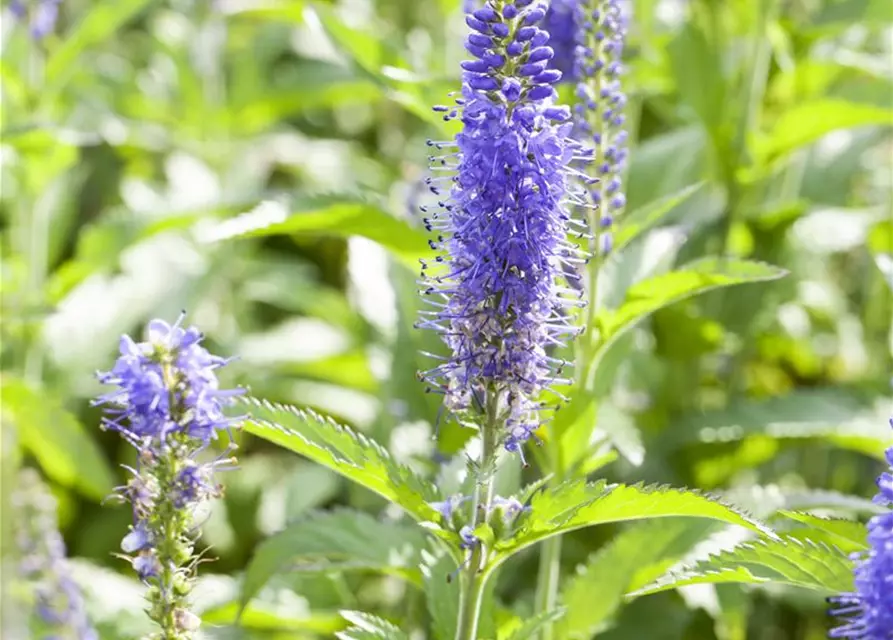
[1, 0, 891, 638]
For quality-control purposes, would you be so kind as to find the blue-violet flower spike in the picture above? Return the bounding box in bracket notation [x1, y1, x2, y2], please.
[545, 0, 628, 257]
[417, 0, 590, 465]
[13, 468, 98, 640]
[829, 416, 893, 639]
[9, 0, 63, 40]
[95, 314, 243, 639]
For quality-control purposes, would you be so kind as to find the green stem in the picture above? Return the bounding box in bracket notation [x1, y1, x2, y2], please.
[454, 391, 499, 640]
[533, 535, 562, 639]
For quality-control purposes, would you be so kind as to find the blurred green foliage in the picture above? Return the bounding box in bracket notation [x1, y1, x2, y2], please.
[1, 0, 891, 638]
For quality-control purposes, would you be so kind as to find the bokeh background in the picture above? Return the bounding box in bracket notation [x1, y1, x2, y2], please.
[1, 0, 891, 638]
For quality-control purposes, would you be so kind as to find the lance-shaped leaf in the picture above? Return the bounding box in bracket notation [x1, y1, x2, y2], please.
[503, 608, 567, 640]
[492, 481, 774, 565]
[558, 518, 721, 638]
[611, 183, 704, 255]
[668, 388, 891, 461]
[588, 259, 786, 378]
[336, 611, 410, 640]
[779, 511, 869, 553]
[240, 397, 440, 522]
[631, 536, 854, 596]
[240, 509, 428, 612]
[210, 196, 433, 267]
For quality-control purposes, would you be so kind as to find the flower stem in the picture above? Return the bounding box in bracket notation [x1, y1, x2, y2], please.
[534, 535, 562, 640]
[454, 391, 499, 640]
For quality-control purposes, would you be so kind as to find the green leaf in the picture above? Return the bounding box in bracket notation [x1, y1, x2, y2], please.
[669, 388, 891, 461]
[594, 259, 786, 364]
[631, 536, 854, 596]
[45, 0, 152, 94]
[493, 481, 774, 565]
[779, 512, 868, 552]
[612, 183, 704, 255]
[667, 22, 727, 134]
[212, 197, 432, 267]
[503, 608, 567, 640]
[559, 519, 720, 638]
[421, 547, 497, 640]
[0, 376, 114, 500]
[756, 99, 893, 160]
[336, 611, 409, 640]
[234, 62, 382, 133]
[240, 397, 440, 522]
[240, 509, 427, 612]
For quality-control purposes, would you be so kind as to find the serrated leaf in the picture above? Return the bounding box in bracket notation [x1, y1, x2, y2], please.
[594, 259, 786, 366]
[212, 197, 432, 266]
[240, 509, 427, 612]
[558, 519, 720, 638]
[723, 485, 885, 519]
[670, 388, 891, 461]
[612, 183, 704, 255]
[756, 99, 893, 160]
[503, 608, 566, 640]
[336, 611, 409, 640]
[631, 536, 854, 596]
[0, 376, 115, 500]
[240, 397, 439, 521]
[779, 512, 868, 552]
[492, 481, 774, 565]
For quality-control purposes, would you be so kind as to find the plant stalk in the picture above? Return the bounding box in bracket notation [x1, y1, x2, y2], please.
[454, 391, 499, 640]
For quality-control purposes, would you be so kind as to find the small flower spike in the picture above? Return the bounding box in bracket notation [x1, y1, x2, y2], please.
[13, 468, 97, 640]
[95, 314, 242, 639]
[544, 0, 629, 258]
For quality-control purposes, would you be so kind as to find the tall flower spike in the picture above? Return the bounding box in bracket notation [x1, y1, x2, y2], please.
[417, 0, 591, 463]
[829, 415, 893, 639]
[545, 0, 628, 257]
[13, 468, 97, 640]
[95, 315, 242, 639]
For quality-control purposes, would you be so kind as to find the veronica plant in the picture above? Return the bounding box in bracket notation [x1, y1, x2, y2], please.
[829, 415, 893, 639]
[13, 468, 97, 640]
[416, 1, 590, 634]
[95, 316, 241, 639]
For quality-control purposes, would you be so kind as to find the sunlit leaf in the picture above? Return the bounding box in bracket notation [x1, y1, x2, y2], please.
[0, 376, 114, 500]
[559, 519, 720, 638]
[669, 388, 892, 461]
[211, 197, 432, 267]
[756, 99, 893, 161]
[239, 397, 440, 522]
[493, 481, 775, 565]
[336, 611, 409, 640]
[612, 183, 704, 255]
[240, 509, 427, 612]
[779, 511, 868, 552]
[593, 259, 787, 369]
[631, 536, 854, 596]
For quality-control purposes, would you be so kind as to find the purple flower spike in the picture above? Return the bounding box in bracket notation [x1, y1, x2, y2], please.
[418, 0, 590, 462]
[96, 314, 242, 638]
[543, 0, 628, 258]
[13, 469, 97, 640]
[830, 416, 893, 638]
[9, 0, 63, 41]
